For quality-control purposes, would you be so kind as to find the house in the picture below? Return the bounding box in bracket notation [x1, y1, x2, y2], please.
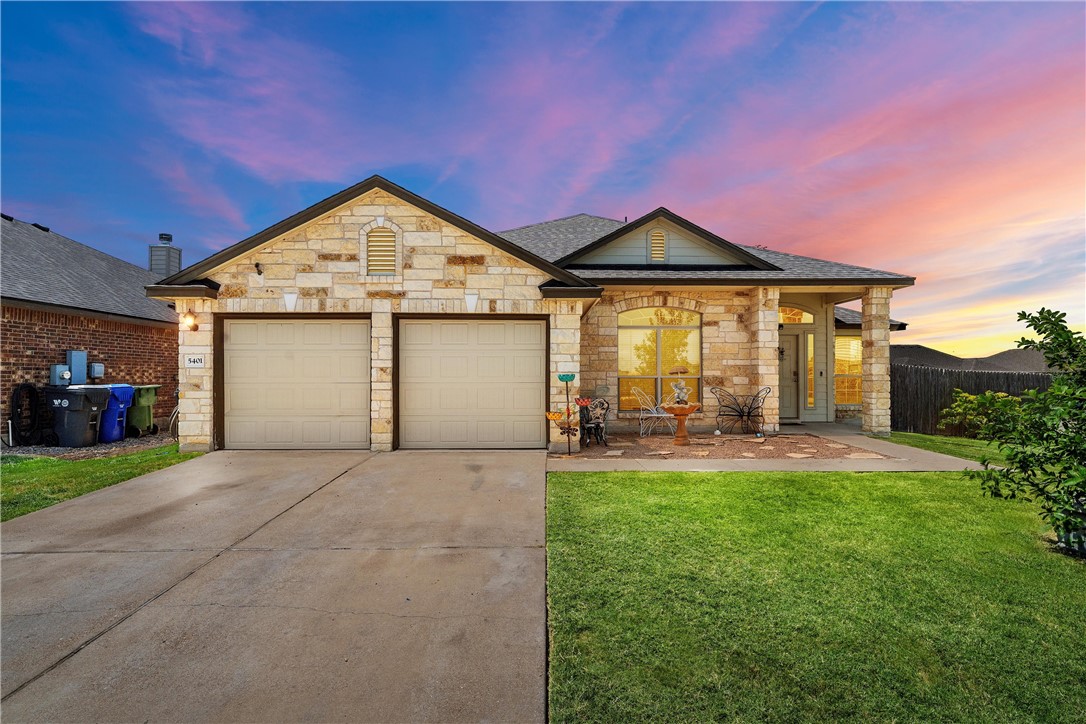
[146, 176, 914, 453]
[0, 214, 179, 424]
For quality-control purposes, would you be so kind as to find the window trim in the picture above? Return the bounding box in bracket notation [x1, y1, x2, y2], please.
[617, 307, 702, 412]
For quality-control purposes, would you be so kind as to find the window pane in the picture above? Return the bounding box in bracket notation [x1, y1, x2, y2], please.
[806, 332, 815, 408]
[619, 378, 658, 411]
[618, 307, 699, 327]
[835, 376, 862, 405]
[661, 328, 701, 376]
[779, 306, 814, 324]
[618, 329, 657, 376]
[835, 337, 862, 376]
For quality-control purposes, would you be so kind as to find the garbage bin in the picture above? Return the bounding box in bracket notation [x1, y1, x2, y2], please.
[127, 385, 161, 437]
[99, 384, 135, 443]
[45, 385, 112, 447]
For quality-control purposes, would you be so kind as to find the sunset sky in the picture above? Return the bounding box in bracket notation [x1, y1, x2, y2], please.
[2, 2, 1083, 357]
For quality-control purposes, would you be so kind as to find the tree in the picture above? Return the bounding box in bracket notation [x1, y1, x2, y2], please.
[968, 309, 1086, 555]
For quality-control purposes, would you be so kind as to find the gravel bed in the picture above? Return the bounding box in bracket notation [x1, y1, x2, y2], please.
[563, 432, 885, 460]
[2, 432, 176, 461]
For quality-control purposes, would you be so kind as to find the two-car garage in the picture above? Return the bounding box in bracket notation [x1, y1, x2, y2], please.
[222, 317, 548, 450]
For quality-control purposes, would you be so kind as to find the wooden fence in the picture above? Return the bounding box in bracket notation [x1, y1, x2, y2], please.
[890, 364, 1053, 435]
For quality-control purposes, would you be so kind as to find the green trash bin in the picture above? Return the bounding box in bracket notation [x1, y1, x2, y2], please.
[126, 385, 161, 437]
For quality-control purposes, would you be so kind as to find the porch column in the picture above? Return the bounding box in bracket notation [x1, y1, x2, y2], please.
[175, 298, 214, 453]
[750, 287, 780, 433]
[861, 287, 892, 435]
[549, 300, 583, 454]
[370, 301, 394, 451]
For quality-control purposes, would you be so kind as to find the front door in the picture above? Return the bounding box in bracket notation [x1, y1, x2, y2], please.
[779, 334, 799, 419]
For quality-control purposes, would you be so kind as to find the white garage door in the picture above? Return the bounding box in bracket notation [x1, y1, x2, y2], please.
[399, 319, 547, 448]
[224, 319, 370, 449]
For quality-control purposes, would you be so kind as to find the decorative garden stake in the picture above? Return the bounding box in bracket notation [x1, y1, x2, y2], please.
[548, 373, 577, 455]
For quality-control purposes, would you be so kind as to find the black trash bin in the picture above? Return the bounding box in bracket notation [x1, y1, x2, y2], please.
[45, 385, 112, 447]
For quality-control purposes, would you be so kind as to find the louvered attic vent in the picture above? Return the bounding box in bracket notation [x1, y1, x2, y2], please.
[650, 229, 666, 261]
[366, 227, 396, 275]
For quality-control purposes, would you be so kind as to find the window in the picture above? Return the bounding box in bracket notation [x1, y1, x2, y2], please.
[779, 306, 813, 324]
[834, 336, 862, 405]
[650, 229, 666, 261]
[806, 332, 815, 408]
[617, 307, 701, 411]
[366, 227, 396, 275]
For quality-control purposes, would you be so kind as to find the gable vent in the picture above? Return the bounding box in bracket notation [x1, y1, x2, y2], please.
[650, 229, 666, 261]
[366, 227, 397, 275]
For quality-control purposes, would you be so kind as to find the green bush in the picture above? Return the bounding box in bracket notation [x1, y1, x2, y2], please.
[939, 389, 1021, 439]
[967, 309, 1086, 556]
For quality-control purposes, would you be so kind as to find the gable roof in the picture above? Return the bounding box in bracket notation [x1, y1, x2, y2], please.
[0, 215, 178, 323]
[833, 306, 907, 331]
[157, 176, 597, 291]
[501, 213, 914, 287]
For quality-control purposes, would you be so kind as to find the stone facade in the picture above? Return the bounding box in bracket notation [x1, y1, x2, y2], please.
[579, 288, 780, 433]
[165, 188, 586, 452]
[861, 286, 893, 435]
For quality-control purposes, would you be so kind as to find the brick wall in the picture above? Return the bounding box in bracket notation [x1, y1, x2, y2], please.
[1, 304, 178, 423]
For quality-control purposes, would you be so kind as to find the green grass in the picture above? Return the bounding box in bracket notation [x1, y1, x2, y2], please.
[886, 431, 1009, 465]
[1, 444, 202, 521]
[548, 472, 1085, 723]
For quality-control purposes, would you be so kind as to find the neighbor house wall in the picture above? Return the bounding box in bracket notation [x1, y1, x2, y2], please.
[0, 302, 178, 424]
[167, 187, 587, 453]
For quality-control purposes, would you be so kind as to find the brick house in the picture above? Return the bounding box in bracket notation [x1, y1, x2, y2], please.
[146, 176, 913, 453]
[1, 215, 179, 424]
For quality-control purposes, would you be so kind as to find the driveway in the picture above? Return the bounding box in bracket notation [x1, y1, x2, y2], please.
[1, 450, 546, 723]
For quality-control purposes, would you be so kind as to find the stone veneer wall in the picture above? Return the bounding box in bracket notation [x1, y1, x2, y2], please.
[579, 288, 780, 433]
[861, 286, 892, 435]
[166, 188, 586, 452]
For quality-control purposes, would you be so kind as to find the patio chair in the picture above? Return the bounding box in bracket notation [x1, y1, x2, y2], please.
[632, 387, 677, 437]
[710, 386, 772, 435]
[579, 398, 610, 447]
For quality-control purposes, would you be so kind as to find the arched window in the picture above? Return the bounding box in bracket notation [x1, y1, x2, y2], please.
[778, 306, 813, 324]
[649, 229, 666, 261]
[366, 227, 396, 275]
[617, 307, 701, 411]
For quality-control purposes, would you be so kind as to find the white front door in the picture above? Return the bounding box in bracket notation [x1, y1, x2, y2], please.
[779, 334, 799, 419]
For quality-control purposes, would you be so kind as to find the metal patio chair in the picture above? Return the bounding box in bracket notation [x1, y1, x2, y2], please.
[710, 386, 771, 435]
[579, 398, 610, 447]
[632, 386, 677, 437]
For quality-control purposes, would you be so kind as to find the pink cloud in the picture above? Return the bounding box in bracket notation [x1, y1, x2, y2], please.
[149, 157, 247, 230]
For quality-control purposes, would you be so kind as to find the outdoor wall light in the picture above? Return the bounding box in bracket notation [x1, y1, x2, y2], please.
[181, 310, 199, 332]
[255, 262, 264, 276]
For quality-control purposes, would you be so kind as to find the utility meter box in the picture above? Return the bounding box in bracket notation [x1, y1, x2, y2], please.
[50, 364, 72, 386]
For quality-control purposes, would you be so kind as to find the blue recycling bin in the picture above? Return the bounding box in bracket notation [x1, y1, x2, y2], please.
[99, 384, 135, 443]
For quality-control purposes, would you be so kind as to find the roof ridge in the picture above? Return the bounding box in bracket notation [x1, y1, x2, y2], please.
[499, 212, 621, 235]
[1, 215, 157, 280]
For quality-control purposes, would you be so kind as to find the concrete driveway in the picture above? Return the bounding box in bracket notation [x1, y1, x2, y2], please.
[1, 450, 546, 723]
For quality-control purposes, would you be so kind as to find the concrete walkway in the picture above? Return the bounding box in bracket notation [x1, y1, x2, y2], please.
[2, 450, 546, 723]
[548, 423, 984, 472]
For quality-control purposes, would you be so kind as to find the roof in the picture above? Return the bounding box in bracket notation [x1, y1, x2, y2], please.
[1, 215, 177, 323]
[157, 176, 598, 293]
[833, 306, 907, 331]
[500, 214, 914, 286]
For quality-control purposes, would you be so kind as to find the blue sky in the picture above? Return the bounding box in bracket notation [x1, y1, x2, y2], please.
[2, 1, 1083, 355]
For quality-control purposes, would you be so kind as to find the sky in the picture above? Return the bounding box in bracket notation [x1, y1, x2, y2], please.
[2, 1, 1083, 357]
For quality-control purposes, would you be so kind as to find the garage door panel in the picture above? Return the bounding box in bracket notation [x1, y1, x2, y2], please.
[399, 319, 546, 449]
[224, 319, 370, 450]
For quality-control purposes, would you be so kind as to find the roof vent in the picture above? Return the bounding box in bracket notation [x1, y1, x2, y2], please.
[31, 223, 50, 232]
[149, 233, 182, 278]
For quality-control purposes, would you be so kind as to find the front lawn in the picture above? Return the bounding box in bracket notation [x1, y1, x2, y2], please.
[886, 431, 1008, 465]
[548, 472, 1084, 722]
[1, 444, 202, 521]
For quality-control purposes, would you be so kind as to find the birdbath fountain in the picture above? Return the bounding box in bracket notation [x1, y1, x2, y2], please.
[661, 378, 700, 446]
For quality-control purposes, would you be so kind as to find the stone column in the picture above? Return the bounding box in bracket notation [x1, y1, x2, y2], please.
[749, 287, 780, 433]
[370, 302, 394, 451]
[549, 300, 583, 453]
[175, 298, 214, 453]
[861, 287, 892, 435]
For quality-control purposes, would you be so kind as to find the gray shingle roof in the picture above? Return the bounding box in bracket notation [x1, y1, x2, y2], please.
[500, 214, 914, 285]
[1, 216, 177, 323]
[833, 306, 906, 330]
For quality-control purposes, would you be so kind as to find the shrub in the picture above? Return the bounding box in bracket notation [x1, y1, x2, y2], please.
[939, 389, 1021, 439]
[968, 309, 1086, 555]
